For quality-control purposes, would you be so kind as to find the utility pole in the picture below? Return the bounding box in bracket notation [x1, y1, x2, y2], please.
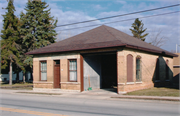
[176, 44, 180, 53]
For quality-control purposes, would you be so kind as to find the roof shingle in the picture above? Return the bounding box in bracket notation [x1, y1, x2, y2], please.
[27, 25, 177, 57]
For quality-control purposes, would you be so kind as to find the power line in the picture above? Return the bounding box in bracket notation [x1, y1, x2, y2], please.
[56, 4, 180, 27]
[57, 11, 180, 32]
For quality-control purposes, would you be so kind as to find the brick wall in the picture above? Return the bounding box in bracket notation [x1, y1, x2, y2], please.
[61, 82, 80, 90]
[33, 53, 81, 91]
[32, 49, 174, 93]
[33, 82, 53, 88]
[173, 53, 180, 88]
[117, 49, 174, 93]
[173, 53, 180, 76]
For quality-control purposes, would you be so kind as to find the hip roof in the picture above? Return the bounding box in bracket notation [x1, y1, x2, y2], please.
[26, 25, 177, 57]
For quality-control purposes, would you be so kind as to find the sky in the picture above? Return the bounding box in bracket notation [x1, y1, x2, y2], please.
[0, 0, 180, 52]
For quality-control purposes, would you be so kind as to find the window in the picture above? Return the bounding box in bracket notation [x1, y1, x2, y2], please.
[40, 61, 47, 81]
[69, 59, 77, 81]
[127, 54, 133, 82]
[136, 57, 141, 82]
[55, 60, 60, 65]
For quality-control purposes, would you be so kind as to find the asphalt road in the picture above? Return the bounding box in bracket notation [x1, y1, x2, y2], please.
[0, 92, 179, 116]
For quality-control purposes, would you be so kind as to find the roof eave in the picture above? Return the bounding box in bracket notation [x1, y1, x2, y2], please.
[26, 44, 177, 57]
[126, 44, 177, 57]
[26, 44, 127, 55]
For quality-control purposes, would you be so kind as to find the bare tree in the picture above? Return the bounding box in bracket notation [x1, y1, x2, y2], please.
[55, 32, 61, 41]
[170, 50, 176, 53]
[148, 29, 167, 48]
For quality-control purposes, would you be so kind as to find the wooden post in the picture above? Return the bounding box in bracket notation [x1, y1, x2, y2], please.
[23, 73, 25, 83]
[80, 55, 84, 92]
[88, 75, 90, 87]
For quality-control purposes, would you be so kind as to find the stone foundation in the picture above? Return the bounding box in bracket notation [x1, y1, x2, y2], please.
[33, 82, 53, 89]
[61, 82, 80, 90]
[118, 82, 154, 93]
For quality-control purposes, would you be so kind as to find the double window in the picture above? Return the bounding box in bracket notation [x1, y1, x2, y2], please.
[69, 59, 77, 81]
[40, 60, 77, 82]
[127, 54, 142, 83]
[40, 61, 47, 81]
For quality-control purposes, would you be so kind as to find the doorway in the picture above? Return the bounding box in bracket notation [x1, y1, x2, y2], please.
[101, 54, 117, 88]
[54, 60, 60, 88]
[83, 52, 117, 92]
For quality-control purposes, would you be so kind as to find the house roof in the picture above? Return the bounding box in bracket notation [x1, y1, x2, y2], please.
[27, 25, 177, 57]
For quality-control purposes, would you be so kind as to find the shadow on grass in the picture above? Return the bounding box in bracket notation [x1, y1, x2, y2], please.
[125, 87, 180, 97]
[152, 56, 179, 90]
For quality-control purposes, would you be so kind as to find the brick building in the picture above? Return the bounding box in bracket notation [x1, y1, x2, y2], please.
[27, 25, 177, 93]
[173, 53, 180, 88]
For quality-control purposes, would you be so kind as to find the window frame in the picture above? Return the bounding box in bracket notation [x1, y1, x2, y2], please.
[68, 59, 77, 82]
[39, 60, 47, 81]
[136, 57, 141, 82]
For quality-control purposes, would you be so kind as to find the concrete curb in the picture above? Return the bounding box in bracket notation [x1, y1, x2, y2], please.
[111, 95, 180, 101]
[1, 89, 179, 102]
[16, 91, 62, 95]
[33, 88, 80, 93]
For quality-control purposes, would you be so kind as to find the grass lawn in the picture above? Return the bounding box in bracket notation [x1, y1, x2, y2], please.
[4, 87, 33, 90]
[0, 82, 33, 90]
[0, 82, 33, 86]
[125, 87, 180, 97]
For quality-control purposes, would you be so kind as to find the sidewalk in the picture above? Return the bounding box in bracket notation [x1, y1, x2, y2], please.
[0, 88, 179, 101]
[111, 95, 180, 101]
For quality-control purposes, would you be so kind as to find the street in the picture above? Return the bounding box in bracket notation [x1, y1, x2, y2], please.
[0, 92, 179, 116]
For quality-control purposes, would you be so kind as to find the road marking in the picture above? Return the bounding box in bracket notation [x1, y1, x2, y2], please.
[0, 107, 68, 116]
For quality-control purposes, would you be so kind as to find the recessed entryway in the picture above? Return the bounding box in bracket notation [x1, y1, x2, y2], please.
[83, 52, 117, 93]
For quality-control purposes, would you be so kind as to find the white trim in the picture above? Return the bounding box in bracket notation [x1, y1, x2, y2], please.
[136, 81, 143, 84]
[33, 81, 53, 84]
[33, 53, 80, 61]
[60, 82, 80, 84]
[33, 88, 80, 92]
[126, 82, 134, 85]
[173, 65, 180, 67]
[118, 91, 127, 94]
[118, 83, 125, 85]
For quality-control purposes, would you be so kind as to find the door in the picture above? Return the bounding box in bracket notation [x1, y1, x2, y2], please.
[54, 60, 60, 88]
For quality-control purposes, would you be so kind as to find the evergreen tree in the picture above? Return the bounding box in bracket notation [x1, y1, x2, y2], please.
[1, 0, 23, 85]
[19, 0, 57, 81]
[130, 18, 148, 41]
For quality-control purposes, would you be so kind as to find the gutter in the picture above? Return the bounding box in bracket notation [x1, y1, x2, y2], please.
[26, 44, 127, 55]
[26, 43, 177, 57]
[125, 44, 178, 57]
